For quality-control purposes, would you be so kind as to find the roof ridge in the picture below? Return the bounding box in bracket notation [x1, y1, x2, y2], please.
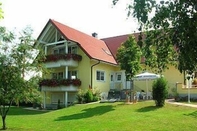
[50, 19, 104, 42]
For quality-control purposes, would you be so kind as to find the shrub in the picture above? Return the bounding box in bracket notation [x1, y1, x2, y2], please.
[93, 94, 99, 102]
[84, 89, 93, 103]
[76, 89, 85, 104]
[152, 77, 168, 107]
[76, 88, 100, 104]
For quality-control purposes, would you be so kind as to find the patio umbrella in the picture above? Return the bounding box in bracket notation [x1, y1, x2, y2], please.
[133, 72, 161, 99]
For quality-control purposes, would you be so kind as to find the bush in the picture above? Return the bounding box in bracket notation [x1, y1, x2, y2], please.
[76, 88, 100, 104]
[93, 94, 99, 101]
[76, 89, 85, 104]
[84, 89, 93, 103]
[152, 77, 168, 107]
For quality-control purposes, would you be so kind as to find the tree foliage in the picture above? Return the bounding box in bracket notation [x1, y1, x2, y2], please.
[0, 26, 45, 130]
[0, 2, 3, 19]
[113, 0, 197, 74]
[116, 35, 142, 79]
[152, 77, 168, 107]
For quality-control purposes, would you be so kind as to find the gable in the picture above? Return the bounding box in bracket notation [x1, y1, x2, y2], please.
[37, 19, 117, 65]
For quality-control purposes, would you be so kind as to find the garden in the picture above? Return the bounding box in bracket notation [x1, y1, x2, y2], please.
[2, 101, 197, 131]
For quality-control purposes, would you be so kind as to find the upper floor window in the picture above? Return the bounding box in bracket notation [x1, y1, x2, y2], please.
[52, 72, 64, 79]
[53, 46, 77, 54]
[53, 47, 65, 54]
[96, 71, 105, 81]
[68, 70, 78, 79]
[68, 46, 77, 54]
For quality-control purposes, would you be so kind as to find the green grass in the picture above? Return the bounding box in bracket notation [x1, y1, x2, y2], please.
[2, 101, 197, 131]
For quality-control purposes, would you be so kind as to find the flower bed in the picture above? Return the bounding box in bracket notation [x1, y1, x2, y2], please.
[39, 79, 81, 87]
[45, 54, 82, 62]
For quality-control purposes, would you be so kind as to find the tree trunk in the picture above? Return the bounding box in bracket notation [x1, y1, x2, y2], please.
[2, 115, 7, 130]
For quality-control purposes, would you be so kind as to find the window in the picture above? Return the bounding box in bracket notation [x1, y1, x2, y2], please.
[68, 46, 77, 54]
[59, 48, 65, 54]
[52, 72, 64, 79]
[96, 71, 105, 81]
[52, 73, 58, 79]
[53, 47, 65, 54]
[51, 93, 64, 104]
[117, 74, 122, 81]
[58, 72, 64, 79]
[111, 74, 114, 82]
[53, 49, 59, 54]
[68, 71, 78, 79]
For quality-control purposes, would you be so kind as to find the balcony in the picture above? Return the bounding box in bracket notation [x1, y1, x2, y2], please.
[39, 79, 81, 91]
[44, 54, 82, 68]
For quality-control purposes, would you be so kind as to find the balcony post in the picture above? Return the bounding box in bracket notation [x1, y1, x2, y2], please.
[65, 66, 68, 79]
[65, 41, 68, 53]
[44, 46, 47, 55]
[65, 91, 68, 107]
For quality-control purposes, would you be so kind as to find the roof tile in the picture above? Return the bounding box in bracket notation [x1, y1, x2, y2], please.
[50, 19, 117, 65]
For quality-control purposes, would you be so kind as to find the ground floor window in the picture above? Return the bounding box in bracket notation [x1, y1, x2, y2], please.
[96, 70, 105, 81]
[51, 93, 64, 104]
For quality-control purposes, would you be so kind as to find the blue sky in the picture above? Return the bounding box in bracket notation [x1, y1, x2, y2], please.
[0, 0, 139, 39]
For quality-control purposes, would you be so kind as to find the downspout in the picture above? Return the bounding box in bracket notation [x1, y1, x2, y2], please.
[91, 60, 100, 88]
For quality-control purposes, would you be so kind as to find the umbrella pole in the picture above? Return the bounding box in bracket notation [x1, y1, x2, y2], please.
[146, 80, 148, 100]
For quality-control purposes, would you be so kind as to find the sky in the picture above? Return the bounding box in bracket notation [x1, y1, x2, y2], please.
[0, 0, 139, 39]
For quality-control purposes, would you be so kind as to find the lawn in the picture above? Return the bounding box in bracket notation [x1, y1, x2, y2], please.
[2, 101, 197, 131]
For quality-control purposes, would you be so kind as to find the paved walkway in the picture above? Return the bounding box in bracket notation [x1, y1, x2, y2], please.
[166, 99, 197, 108]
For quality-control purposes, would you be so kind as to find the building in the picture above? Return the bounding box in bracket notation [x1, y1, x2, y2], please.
[36, 19, 191, 108]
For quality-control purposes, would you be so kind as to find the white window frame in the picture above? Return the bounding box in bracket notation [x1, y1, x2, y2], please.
[96, 70, 105, 82]
[68, 46, 77, 54]
[52, 72, 64, 79]
[116, 73, 122, 82]
[68, 70, 78, 79]
[51, 93, 64, 104]
[53, 47, 65, 54]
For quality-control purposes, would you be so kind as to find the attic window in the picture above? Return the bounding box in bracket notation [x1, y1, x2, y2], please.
[102, 48, 112, 56]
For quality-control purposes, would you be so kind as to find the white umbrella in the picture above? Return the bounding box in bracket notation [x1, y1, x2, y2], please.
[133, 72, 160, 99]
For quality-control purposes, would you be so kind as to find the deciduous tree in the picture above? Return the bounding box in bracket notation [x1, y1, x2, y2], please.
[116, 35, 142, 78]
[113, 0, 197, 74]
[0, 2, 3, 19]
[0, 26, 45, 130]
[116, 35, 142, 102]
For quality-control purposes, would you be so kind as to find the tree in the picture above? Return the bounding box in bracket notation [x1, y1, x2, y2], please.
[0, 26, 45, 130]
[152, 77, 168, 107]
[0, 2, 3, 19]
[116, 35, 142, 78]
[116, 35, 142, 101]
[113, 0, 197, 74]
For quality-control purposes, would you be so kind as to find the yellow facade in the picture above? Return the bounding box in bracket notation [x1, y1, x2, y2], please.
[91, 61, 119, 92]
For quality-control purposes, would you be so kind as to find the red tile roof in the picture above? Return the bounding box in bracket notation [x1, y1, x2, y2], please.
[50, 19, 117, 65]
[102, 33, 141, 58]
[102, 33, 145, 63]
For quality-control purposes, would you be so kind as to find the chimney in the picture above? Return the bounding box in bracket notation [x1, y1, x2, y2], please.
[92, 32, 98, 38]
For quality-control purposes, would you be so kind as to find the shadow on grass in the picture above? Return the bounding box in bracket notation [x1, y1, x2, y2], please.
[184, 111, 197, 118]
[136, 106, 159, 112]
[7, 107, 49, 115]
[55, 105, 115, 121]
